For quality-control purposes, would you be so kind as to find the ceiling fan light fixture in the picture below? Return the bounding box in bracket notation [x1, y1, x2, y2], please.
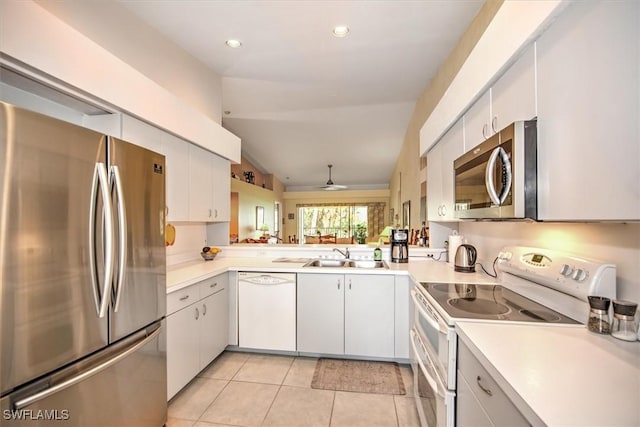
[321, 164, 347, 190]
[332, 25, 350, 38]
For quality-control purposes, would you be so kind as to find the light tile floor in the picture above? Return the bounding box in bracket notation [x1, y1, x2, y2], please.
[167, 351, 420, 427]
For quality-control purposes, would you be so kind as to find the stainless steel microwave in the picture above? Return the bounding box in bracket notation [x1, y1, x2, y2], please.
[454, 119, 537, 220]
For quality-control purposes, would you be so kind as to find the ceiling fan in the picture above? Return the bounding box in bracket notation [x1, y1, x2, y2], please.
[320, 164, 347, 191]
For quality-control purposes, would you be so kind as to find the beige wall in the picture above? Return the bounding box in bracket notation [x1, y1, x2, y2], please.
[36, 0, 223, 123]
[282, 190, 390, 242]
[231, 179, 284, 242]
[389, 0, 503, 229]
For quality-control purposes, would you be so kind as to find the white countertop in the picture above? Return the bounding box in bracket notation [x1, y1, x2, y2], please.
[456, 321, 640, 427]
[166, 256, 496, 293]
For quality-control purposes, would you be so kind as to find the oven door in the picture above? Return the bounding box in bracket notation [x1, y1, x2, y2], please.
[410, 328, 455, 427]
[411, 289, 456, 389]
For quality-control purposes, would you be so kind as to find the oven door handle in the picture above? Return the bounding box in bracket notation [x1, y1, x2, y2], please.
[410, 329, 445, 398]
[411, 290, 445, 333]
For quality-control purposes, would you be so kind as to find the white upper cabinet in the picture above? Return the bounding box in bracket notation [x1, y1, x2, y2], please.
[536, 0, 640, 220]
[463, 90, 492, 149]
[162, 134, 190, 222]
[210, 153, 230, 222]
[463, 43, 537, 151]
[427, 118, 464, 221]
[189, 144, 214, 222]
[188, 145, 231, 222]
[490, 43, 537, 134]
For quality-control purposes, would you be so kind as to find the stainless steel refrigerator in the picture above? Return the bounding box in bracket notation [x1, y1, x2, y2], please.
[0, 102, 167, 426]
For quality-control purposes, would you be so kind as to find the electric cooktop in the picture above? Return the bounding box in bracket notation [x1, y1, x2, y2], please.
[419, 282, 580, 324]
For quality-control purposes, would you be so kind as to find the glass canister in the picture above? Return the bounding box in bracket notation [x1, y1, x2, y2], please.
[587, 296, 611, 334]
[611, 300, 638, 342]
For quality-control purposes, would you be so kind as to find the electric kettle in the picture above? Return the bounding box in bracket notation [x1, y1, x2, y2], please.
[454, 244, 477, 273]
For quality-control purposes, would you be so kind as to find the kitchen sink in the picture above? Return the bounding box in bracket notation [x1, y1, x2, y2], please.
[304, 259, 350, 268]
[346, 260, 388, 269]
[303, 259, 388, 269]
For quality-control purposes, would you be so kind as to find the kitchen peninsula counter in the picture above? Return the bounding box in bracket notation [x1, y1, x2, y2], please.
[456, 321, 640, 426]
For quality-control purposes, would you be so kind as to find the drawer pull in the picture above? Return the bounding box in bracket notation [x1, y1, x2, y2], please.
[179, 295, 190, 301]
[476, 376, 493, 396]
[210, 283, 218, 288]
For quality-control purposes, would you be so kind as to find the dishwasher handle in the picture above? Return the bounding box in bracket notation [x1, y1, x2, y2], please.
[239, 273, 295, 285]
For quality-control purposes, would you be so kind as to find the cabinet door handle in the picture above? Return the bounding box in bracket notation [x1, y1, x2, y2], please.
[491, 116, 498, 133]
[208, 209, 212, 218]
[195, 307, 200, 320]
[337, 280, 341, 290]
[482, 123, 489, 140]
[476, 376, 493, 396]
[202, 303, 207, 316]
[179, 295, 190, 301]
[348, 279, 352, 290]
[214, 209, 218, 218]
[441, 205, 447, 217]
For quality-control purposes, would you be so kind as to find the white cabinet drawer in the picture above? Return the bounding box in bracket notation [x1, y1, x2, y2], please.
[167, 286, 200, 315]
[457, 340, 528, 427]
[200, 273, 228, 299]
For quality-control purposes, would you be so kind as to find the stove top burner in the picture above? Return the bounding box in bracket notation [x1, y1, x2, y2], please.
[419, 282, 579, 324]
[448, 298, 510, 315]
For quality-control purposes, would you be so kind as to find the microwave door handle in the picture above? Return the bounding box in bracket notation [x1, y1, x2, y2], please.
[497, 147, 512, 205]
[485, 147, 502, 206]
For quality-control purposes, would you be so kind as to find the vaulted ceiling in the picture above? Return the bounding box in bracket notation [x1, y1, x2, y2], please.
[119, 0, 484, 190]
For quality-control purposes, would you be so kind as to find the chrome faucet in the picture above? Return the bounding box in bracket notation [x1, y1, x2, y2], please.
[333, 247, 350, 259]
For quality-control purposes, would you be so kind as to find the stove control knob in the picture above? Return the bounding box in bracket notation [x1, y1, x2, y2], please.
[572, 268, 588, 281]
[560, 264, 574, 277]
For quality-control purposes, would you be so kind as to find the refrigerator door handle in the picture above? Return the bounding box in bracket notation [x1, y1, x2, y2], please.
[89, 162, 115, 318]
[110, 165, 128, 312]
[12, 323, 162, 410]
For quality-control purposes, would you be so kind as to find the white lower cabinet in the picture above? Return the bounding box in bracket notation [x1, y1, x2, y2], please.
[167, 273, 228, 399]
[297, 273, 395, 358]
[456, 339, 528, 427]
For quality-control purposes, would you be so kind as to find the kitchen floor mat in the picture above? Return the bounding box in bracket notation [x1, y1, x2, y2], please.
[311, 358, 406, 395]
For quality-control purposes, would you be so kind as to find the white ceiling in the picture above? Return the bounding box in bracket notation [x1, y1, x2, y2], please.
[119, 0, 483, 190]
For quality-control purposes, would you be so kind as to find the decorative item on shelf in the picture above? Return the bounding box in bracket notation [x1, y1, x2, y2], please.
[259, 224, 269, 238]
[244, 171, 255, 184]
[201, 246, 221, 261]
[165, 223, 176, 247]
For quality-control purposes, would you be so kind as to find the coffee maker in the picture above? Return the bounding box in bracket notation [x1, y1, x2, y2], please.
[390, 228, 409, 263]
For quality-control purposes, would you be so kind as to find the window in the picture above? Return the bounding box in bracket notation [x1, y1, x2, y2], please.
[298, 205, 368, 243]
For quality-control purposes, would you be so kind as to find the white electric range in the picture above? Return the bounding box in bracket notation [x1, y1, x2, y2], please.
[409, 246, 617, 427]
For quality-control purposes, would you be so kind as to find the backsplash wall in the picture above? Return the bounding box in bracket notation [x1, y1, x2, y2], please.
[166, 223, 208, 266]
[458, 222, 640, 302]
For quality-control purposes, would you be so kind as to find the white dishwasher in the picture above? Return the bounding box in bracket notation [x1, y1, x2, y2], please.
[238, 272, 297, 351]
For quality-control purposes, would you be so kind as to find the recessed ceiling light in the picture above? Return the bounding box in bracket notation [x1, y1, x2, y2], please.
[332, 26, 350, 38]
[225, 39, 242, 48]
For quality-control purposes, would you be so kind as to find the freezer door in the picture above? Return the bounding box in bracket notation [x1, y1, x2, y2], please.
[108, 138, 166, 342]
[0, 321, 167, 426]
[0, 102, 109, 394]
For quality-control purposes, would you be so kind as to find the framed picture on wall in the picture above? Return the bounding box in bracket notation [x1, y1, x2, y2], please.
[256, 206, 264, 229]
[402, 201, 410, 229]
